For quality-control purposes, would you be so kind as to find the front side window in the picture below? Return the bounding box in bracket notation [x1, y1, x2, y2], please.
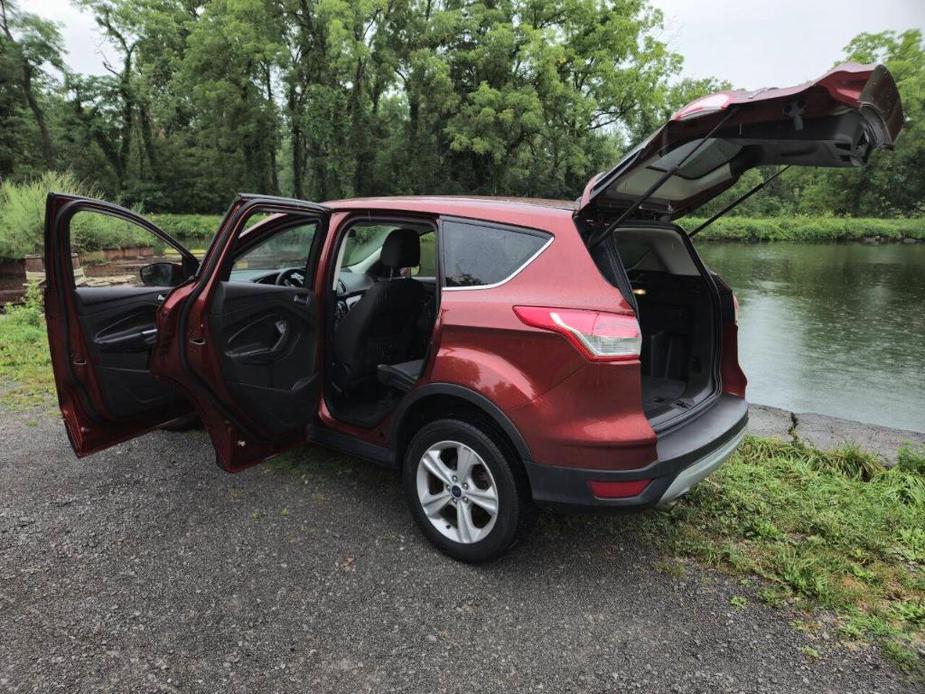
[67, 209, 195, 288]
[441, 220, 550, 288]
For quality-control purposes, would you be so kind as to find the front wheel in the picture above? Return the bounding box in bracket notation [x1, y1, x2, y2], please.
[403, 418, 534, 563]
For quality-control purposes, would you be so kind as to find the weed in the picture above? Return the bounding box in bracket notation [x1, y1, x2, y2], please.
[0, 283, 53, 409]
[801, 646, 822, 661]
[897, 445, 925, 476]
[655, 559, 685, 578]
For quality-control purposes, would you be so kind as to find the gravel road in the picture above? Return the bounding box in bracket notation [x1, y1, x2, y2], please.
[0, 409, 914, 693]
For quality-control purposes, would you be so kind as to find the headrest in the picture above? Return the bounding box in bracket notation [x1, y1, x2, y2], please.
[380, 228, 420, 268]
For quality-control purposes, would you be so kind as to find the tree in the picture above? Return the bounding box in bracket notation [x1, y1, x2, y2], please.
[0, 0, 64, 172]
[819, 30, 924, 216]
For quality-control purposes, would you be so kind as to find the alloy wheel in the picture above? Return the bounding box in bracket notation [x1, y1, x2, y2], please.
[415, 440, 499, 544]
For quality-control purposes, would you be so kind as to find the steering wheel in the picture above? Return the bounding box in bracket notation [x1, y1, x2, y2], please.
[275, 267, 305, 287]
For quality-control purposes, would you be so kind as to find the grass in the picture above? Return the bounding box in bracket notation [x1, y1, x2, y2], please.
[0, 172, 160, 258]
[0, 284, 53, 409]
[641, 436, 925, 671]
[686, 216, 925, 242]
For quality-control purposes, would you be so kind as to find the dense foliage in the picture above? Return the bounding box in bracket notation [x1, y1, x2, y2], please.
[0, 0, 923, 219]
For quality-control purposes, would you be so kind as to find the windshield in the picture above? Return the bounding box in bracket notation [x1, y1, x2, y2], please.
[342, 226, 393, 269]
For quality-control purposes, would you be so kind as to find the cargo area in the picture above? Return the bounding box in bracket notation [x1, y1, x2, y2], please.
[606, 226, 720, 428]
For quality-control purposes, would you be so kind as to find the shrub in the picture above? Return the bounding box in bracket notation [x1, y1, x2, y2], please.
[0, 172, 152, 257]
[688, 216, 925, 242]
[0, 172, 87, 258]
[898, 445, 925, 476]
[148, 213, 222, 243]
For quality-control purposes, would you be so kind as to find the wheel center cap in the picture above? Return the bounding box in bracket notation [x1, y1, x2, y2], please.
[451, 485, 462, 498]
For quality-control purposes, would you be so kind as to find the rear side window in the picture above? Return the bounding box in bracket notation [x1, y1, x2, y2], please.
[441, 220, 549, 288]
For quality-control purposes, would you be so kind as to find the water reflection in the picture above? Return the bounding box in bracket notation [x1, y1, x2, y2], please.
[697, 242, 925, 432]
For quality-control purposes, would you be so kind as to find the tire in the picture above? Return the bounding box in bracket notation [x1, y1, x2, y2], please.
[402, 418, 535, 563]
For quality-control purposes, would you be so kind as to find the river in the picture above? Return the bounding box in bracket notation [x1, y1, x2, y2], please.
[697, 242, 925, 432]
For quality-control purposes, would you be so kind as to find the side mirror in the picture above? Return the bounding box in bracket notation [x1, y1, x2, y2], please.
[139, 262, 184, 287]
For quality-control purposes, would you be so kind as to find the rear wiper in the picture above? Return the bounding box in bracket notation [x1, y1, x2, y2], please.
[687, 165, 790, 238]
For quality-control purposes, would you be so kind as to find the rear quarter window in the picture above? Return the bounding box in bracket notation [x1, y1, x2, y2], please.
[441, 220, 550, 288]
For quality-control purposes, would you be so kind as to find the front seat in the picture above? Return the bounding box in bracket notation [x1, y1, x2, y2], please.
[333, 228, 428, 392]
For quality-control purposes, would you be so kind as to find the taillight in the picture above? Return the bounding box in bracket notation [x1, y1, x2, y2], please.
[513, 306, 641, 361]
[732, 293, 740, 324]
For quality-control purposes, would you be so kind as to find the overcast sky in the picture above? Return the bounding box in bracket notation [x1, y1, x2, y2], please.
[29, 0, 925, 89]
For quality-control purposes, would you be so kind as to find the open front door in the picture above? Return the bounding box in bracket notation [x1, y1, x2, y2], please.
[150, 195, 329, 472]
[44, 194, 201, 456]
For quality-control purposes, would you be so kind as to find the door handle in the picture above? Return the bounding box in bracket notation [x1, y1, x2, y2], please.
[229, 320, 291, 363]
[96, 326, 158, 352]
[292, 293, 311, 305]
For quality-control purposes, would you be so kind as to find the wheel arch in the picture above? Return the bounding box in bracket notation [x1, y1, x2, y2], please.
[391, 384, 533, 469]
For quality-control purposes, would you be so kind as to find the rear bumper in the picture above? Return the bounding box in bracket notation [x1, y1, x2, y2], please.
[524, 394, 747, 510]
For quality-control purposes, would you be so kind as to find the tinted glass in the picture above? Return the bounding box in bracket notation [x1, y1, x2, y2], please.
[442, 221, 548, 288]
[338, 222, 434, 277]
[232, 221, 317, 273]
[68, 209, 188, 288]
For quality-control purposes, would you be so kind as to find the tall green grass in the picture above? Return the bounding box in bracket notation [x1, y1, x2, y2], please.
[687, 216, 925, 242]
[0, 172, 154, 258]
[644, 436, 925, 670]
[0, 283, 53, 408]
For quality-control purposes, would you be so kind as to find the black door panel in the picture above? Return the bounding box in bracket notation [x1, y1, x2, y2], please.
[75, 287, 187, 418]
[211, 282, 320, 435]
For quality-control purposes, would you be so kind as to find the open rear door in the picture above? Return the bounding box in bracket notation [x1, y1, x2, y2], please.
[577, 63, 903, 222]
[44, 194, 201, 456]
[150, 195, 329, 472]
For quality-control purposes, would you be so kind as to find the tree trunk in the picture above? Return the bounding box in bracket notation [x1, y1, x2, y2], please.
[265, 66, 279, 195]
[351, 56, 367, 196]
[20, 66, 53, 168]
[288, 82, 305, 199]
[0, 0, 54, 168]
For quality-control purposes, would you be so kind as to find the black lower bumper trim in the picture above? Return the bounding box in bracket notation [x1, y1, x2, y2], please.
[524, 394, 748, 509]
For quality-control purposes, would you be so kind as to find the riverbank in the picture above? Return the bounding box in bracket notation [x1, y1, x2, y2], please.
[686, 216, 925, 243]
[747, 404, 925, 465]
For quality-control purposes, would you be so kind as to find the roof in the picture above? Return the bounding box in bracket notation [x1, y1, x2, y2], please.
[325, 195, 577, 210]
[322, 196, 579, 234]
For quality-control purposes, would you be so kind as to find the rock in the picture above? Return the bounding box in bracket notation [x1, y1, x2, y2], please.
[793, 411, 925, 466]
[746, 405, 793, 441]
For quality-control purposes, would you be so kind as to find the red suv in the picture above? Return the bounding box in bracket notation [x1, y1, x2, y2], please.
[44, 64, 901, 562]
